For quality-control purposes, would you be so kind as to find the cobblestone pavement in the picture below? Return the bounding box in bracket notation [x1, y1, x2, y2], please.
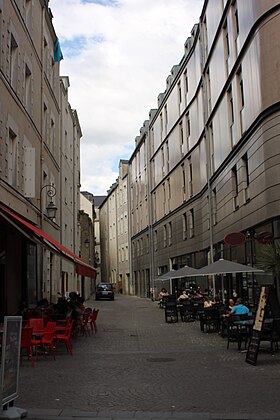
[13, 295, 280, 419]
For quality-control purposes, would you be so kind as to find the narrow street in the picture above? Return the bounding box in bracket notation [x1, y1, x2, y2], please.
[17, 295, 280, 419]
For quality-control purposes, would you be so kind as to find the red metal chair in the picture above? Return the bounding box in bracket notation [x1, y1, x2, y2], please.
[29, 318, 44, 334]
[89, 309, 99, 334]
[41, 330, 56, 360]
[20, 327, 34, 367]
[55, 320, 74, 355]
[78, 313, 90, 337]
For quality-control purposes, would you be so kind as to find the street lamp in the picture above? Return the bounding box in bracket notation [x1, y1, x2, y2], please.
[40, 184, 57, 220]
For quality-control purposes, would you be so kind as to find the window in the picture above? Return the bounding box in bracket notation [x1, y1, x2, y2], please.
[64, 177, 68, 204]
[181, 163, 186, 198]
[164, 104, 168, 133]
[209, 123, 214, 175]
[206, 68, 211, 114]
[160, 112, 163, 140]
[50, 117, 55, 155]
[202, 16, 208, 60]
[177, 80, 182, 106]
[8, 128, 17, 187]
[168, 222, 172, 246]
[154, 229, 158, 252]
[184, 69, 189, 97]
[186, 112, 191, 151]
[189, 209, 194, 238]
[227, 85, 234, 147]
[188, 156, 193, 197]
[25, 63, 32, 113]
[161, 146, 165, 177]
[10, 34, 18, 90]
[150, 127, 154, 155]
[153, 191, 157, 221]
[223, 21, 230, 76]
[212, 188, 217, 225]
[167, 178, 171, 212]
[163, 224, 167, 248]
[179, 122, 184, 158]
[43, 103, 48, 143]
[183, 212, 187, 240]
[166, 141, 169, 173]
[232, 0, 239, 56]
[232, 165, 239, 209]
[237, 66, 244, 133]
[242, 153, 250, 202]
[163, 183, 166, 214]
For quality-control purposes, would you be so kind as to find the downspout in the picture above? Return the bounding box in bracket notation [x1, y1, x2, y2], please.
[39, 3, 46, 300]
[199, 21, 215, 297]
[147, 130, 155, 300]
[127, 166, 133, 295]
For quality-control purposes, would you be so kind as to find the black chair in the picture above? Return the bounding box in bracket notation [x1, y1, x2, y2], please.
[226, 315, 250, 350]
[179, 300, 195, 322]
[159, 295, 169, 309]
[200, 307, 221, 333]
[260, 318, 280, 353]
[164, 301, 178, 323]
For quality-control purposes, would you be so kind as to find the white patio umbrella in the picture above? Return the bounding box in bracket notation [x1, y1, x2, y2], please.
[169, 265, 200, 278]
[192, 259, 264, 302]
[194, 259, 264, 276]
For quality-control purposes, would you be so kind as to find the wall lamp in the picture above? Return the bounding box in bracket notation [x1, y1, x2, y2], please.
[40, 184, 57, 220]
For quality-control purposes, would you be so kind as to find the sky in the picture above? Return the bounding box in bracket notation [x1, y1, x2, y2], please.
[50, 0, 205, 195]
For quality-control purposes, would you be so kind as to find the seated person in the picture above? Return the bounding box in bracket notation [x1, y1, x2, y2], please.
[227, 298, 235, 311]
[230, 298, 249, 315]
[204, 297, 214, 308]
[159, 288, 169, 298]
[158, 288, 169, 307]
[177, 290, 189, 302]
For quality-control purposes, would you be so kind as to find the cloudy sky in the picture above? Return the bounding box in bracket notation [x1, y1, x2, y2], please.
[50, 0, 204, 195]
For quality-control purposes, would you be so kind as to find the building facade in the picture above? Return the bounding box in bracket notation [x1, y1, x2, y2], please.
[128, 0, 280, 301]
[0, 0, 95, 319]
[99, 161, 130, 293]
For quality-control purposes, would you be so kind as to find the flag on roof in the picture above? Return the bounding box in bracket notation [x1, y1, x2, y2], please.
[54, 37, 63, 62]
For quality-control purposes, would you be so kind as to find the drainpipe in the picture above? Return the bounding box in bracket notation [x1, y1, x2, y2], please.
[199, 21, 215, 298]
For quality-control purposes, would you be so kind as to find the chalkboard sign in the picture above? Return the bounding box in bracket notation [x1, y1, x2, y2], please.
[246, 285, 280, 365]
[1, 316, 22, 406]
[245, 286, 269, 365]
[245, 330, 261, 366]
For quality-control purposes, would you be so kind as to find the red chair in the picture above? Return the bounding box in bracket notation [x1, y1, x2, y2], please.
[55, 320, 74, 355]
[45, 322, 57, 334]
[41, 330, 56, 360]
[90, 309, 99, 334]
[29, 318, 44, 334]
[20, 327, 34, 367]
[78, 313, 90, 337]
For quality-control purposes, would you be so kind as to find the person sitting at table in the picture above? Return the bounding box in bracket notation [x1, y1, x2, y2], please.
[159, 288, 169, 300]
[229, 298, 249, 315]
[177, 290, 189, 302]
[158, 288, 169, 307]
[204, 297, 214, 308]
[227, 299, 235, 311]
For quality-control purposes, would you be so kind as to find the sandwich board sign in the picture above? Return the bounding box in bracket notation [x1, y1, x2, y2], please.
[1, 316, 22, 406]
[246, 285, 280, 365]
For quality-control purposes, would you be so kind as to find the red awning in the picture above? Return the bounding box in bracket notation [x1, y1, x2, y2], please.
[0, 204, 96, 279]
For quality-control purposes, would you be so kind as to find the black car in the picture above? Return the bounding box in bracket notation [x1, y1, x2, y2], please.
[95, 283, 115, 300]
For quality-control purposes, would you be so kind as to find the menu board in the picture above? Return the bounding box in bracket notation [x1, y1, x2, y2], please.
[245, 285, 280, 366]
[1, 316, 22, 406]
[245, 286, 270, 365]
[245, 329, 261, 366]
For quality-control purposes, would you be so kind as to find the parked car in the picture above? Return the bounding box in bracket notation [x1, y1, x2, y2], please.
[95, 283, 115, 300]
